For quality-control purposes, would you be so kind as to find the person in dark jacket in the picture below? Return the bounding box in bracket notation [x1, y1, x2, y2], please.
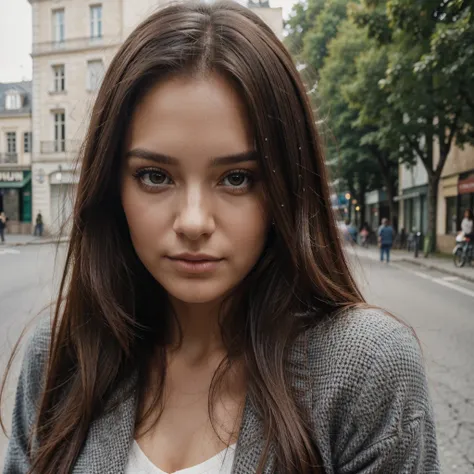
[34, 212, 44, 237]
[379, 218, 394, 263]
[0, 211, 7, 243]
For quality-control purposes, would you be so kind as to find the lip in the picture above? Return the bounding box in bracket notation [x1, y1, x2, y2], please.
[169, 253, 221, 261]
[166, 253, 223, 274]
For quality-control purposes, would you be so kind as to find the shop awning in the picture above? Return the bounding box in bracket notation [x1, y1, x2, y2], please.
[0, 172, 32, 189]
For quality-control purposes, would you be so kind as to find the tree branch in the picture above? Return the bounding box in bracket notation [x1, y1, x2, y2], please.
[436, 112, 460, 179]
[404, 134, 428, 169]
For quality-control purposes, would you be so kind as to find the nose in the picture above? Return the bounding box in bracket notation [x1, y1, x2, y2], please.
[173, 184, 216, 240]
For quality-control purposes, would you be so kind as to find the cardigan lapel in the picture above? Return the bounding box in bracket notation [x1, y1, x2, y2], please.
[231, 329, 311, 474]
[231, 395, 275, 474]
[73, 384, 138, 474]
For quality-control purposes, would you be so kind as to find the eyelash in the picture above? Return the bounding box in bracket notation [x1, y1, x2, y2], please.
[132, 167, 256, 193]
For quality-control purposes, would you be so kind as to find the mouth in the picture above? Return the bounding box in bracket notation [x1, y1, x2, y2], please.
[166, 254, 223, 273]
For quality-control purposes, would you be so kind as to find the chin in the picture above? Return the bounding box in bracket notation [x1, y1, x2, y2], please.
[161, 280, 232, 305]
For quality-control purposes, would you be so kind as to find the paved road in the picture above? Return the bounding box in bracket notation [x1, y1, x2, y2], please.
[0, 244, 64, 471]
[0, 244, 473, 472]
[352, 251, 474, 473]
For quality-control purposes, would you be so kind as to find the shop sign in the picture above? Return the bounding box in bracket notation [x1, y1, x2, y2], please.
[0, 171, 24, 183]
[458, 176, 474, 195]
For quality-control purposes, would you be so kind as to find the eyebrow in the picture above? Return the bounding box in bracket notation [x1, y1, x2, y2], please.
[125, 148, 258, 166]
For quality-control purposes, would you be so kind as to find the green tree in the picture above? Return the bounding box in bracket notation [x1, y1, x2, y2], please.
[352, 0, 474, 252]
[285, 0, 352, 71]
[302, 0, 351, 73]
[284, 0, 325, 59]
[345, 44, 401, 222]
[318, 21, 392, 223]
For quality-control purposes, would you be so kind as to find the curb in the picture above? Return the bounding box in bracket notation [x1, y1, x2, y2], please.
[398, 257, 474, 284]
[346, 246, 474, 284]
[6, 238, 69, 247]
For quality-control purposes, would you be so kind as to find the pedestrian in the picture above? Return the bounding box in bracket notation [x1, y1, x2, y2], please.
[379, 217, 394, 263]
[2, 2, 439, 473]
[461, 209, 474, 240]
[0, 211, 7, 244]
[344, 219, 358, 243]
[34, 211, 44, 237]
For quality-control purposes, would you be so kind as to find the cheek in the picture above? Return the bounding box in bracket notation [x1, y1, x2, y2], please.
[121, 179, 167, 249]
[224, 199, 269, 260]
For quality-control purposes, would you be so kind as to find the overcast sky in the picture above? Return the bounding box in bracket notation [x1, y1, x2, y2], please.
[0, 0, 295, 84]
[0, 0, 32, 82]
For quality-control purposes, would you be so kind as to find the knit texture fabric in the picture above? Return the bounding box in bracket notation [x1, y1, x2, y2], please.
[4, 308, 439, 473]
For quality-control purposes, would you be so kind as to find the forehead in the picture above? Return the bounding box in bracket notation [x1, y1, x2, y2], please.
[126, 73, 253, 161]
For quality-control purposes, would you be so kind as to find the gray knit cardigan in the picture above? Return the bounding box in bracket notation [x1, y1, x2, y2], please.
[4, 308, 440, 473]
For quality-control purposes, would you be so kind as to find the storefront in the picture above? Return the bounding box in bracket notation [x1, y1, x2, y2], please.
[458, 171, 474, 213]
[0, 169, 32, 233]
[364, 190, 390, 231]
[395, 185, 428, 235]
[438, 171, 474, 252]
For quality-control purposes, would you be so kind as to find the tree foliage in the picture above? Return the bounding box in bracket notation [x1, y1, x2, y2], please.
[285, 0, 474, 247]
[353, 0, 474, 250]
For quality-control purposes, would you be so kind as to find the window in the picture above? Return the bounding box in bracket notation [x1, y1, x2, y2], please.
[90, 5, 102, 39]
[52, 65, 65, 92]
[52, 9, 65, 43]
[54, 112, 66, 152]
[6, 132, 16, 154]
[446, 196, 458, 235]
[24, 132, 32, 153]
[5, 91, 22, 110]
[87, 60, 105, 91]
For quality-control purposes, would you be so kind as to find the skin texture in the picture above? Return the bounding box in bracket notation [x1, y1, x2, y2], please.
[122, 73, 269, 310]
[120, 73, 268, 471]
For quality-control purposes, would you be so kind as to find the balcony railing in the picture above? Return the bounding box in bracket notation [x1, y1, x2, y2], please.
[32, 35, 121, 56]
[40, 140, 81, 154]
[0, 153, 18, 164]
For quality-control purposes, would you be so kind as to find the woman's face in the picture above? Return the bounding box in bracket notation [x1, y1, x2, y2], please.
[121, 73, 269, 305]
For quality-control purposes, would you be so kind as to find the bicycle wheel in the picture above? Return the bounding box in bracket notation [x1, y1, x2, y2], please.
[453, 249, 466, 268]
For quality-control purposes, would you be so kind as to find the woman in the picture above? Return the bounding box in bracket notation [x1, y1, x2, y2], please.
[2, 2, 438, 473]
[461, 209, 474, 239]
[0, 211, 6, 243]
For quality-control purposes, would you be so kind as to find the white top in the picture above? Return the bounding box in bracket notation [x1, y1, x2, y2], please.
[461, 218, 473, 235]
[125, 441, 236, 474]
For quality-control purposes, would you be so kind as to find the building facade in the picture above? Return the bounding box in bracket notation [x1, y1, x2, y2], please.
[437, 145, 474, 253]
[396, 158, 429, 236]
[364, 190, 390, 232]
[29, 0, 283, 235]
[0, 82, 33, 234]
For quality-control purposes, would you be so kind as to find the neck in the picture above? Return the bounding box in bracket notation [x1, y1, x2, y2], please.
[168, 297, 227, 364]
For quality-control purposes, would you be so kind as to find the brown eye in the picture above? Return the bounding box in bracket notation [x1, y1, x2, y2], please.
[227, 173, 247, 186]
[134, 168, 173, 188]
[221, 171, 252, 188]
[147, 172, 167, 184]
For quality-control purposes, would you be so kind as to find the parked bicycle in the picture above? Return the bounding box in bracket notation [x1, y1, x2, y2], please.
[453, 232, 474, 268]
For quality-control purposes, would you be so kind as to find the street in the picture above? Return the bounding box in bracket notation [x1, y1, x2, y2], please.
[0, 244, 473, 472]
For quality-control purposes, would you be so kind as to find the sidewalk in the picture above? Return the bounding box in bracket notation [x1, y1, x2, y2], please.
[348, 245, 474, 283]
[1, 233, 68, 247]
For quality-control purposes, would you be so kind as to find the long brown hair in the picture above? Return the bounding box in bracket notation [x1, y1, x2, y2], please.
[2, 1, 364, 472]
